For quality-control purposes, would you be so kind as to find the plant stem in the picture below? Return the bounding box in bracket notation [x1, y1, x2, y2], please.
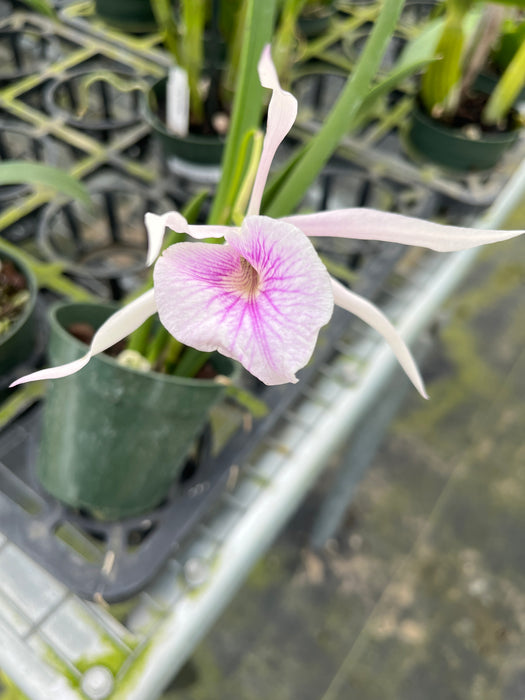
[483, 33, 525, 125]
[173, 348, 212, 377]
[164, 336, 185, 373]
[149, 0, 182, 65]
[146, 325, 171, 366]
[127, 315, 154, 354]
[182, 0, 206, 125]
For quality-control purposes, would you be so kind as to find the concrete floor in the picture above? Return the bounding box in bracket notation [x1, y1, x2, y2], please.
[161, 230, 525, 699]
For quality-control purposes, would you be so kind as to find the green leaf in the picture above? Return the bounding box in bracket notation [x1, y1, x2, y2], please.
[394, 17, 446, 72]
[265, 0, 407, 218]
[0, 161, 91, 206]
[355, 57, 436, 125]
[420, 15, 465, 116]
[208, 0, 279, 225]
[483, 36, 525, 124]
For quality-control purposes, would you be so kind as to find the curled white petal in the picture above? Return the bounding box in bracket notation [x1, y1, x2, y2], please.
[145, 211, 230, 266]
[283, 209, 523, 252]
[247, 45, 298, 216]
[10, 290, 158, 387]
[331, 277, 428, 399]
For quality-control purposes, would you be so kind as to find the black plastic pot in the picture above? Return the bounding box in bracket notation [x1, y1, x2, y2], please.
[144, 77, 225, 167]
[407, 104, 521, 172]
[0, 246, 38, 378]
[94, 0, 157, 33]
[37, 301, 237, 520]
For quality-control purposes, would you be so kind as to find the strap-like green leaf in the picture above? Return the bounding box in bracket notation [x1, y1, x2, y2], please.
[208, 0, 279, 224]
[0, 161, 90, 206]
[265, 0, 407, 218]
[483, 36, 525, 124]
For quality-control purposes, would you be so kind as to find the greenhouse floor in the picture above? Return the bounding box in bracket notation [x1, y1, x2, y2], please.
[158, 230, 525, 699]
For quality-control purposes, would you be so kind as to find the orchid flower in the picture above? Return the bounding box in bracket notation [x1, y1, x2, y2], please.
[12, 46, 523, 397]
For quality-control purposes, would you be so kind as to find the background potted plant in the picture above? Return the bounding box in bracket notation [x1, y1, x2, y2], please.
[406, 0, 525, 171]
[0, 160, 89, 381]
[0, 243, 37, 380]
[143, 0, 246, 172]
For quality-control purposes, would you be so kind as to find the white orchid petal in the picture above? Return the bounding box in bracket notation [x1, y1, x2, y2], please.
[247, 45, 298, 216]
[283, 209, 523, 252]
[10, 290, 158, 387]
[145, 211, 229, 266]
[331, 277, 428, 399]
[9, 355, 93, 386]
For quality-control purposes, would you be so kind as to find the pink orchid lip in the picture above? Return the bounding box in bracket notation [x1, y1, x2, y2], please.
[153, 215, 334, 386]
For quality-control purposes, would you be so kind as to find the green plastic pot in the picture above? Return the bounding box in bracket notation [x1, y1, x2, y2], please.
[298, 6, 336, 37]
[0, 248, 38, 377]
[37, 302, 236, 520]
[407, 104, 521, 172]
[94, 0, 157, 33]
[144, 78, 225, 166]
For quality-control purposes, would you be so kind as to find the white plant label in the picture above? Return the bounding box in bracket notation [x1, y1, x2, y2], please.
[166, 65, 190, 137]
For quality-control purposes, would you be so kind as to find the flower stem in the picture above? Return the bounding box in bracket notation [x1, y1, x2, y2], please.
[173, 348, 212, 378]
[127, 315, 154, 354]
[164, 337, 185, 373]
[146, 325, 171, 366]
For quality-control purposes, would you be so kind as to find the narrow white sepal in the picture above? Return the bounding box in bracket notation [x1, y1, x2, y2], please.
[282, 209, 524, 252]
[331, 277, 428, 399]
[10, 290, 158, 387]
[145, 211, 231, 267]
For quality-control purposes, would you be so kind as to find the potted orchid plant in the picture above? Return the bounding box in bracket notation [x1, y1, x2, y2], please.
[143, 0, 247, 171]
[0, 161, 89, 382]
[15, 27, 521, 520]
[16, 46, 522, 393]
[407, 0, 525, 171]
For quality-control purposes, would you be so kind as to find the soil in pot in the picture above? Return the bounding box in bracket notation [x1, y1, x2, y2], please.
[408, 92, 522, 171]
[0, 258, 30, 335]
[0, 252, 37, 377]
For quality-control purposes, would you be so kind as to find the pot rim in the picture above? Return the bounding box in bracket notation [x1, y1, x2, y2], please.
[412, 101, 522, 145]
[48, 300, 237, 388]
